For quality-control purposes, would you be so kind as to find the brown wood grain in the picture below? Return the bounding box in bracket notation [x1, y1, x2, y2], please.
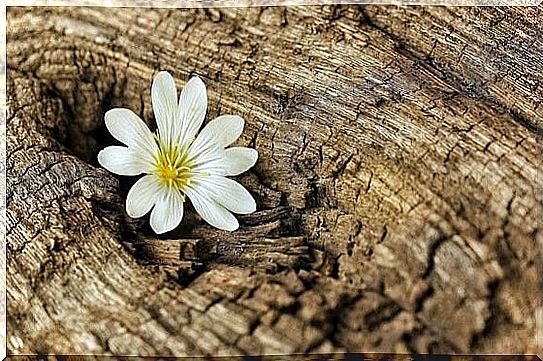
[6, 5, 542, 356]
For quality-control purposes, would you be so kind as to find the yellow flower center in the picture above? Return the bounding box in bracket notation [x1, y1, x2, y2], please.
[154, 142, 193, 190]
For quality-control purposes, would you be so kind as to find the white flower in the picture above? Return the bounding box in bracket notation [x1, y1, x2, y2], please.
[98, 71, 258, 234]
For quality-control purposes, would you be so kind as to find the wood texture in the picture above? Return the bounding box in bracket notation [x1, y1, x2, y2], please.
[6, 5, 542, 356]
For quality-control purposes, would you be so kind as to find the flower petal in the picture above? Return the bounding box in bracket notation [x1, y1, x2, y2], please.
[190, 147, 228, 176]
[150, 188, 185, 234]
[126, 175, 165, 218]
[104, 108, 158, 161]
[190, 114, 244, 155]
[223, 147, 258, 176]
[177, 76, 207, 145]
[97, 146, 149, 176]
[187, 115, 245, 168]
[186, 187, 239, 231]
[152, 71, 178, 146]
[193, 175, 256, 214]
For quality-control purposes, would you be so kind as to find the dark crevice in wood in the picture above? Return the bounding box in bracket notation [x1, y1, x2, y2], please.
[356, 5, 542, 135]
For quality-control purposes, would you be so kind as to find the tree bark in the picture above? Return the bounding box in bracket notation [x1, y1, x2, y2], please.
[6, 5, 542, 355]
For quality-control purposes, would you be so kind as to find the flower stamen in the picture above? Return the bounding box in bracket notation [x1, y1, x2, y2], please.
[155, 143, 193, 190]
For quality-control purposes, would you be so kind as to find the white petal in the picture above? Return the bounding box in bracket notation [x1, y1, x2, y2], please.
[152, 71, 178, 146]
[187, 115, 245, 165]
[126, 175, 165, 218]
[193, 175, 256, 214]
[104, 108, 158, 161]
[223, 147, 258, 176]
[97, 146, 149, 176]
[191, 147, 228, 176]
[177, 76, 207, 145]
[202, 115, 244, 148]
[150, 188, 185, 234]
[186, 187, 238, 231]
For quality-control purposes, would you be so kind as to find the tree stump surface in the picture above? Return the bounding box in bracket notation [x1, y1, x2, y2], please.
[6, 5, 542, 355]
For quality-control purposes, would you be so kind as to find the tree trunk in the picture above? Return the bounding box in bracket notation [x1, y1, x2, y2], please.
[6, 5, 542, 356]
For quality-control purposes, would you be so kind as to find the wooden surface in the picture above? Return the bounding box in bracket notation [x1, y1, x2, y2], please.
[6, 5, 542, 356]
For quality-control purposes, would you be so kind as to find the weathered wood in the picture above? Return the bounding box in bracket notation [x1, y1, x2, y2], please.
[6, 5, 542, 356]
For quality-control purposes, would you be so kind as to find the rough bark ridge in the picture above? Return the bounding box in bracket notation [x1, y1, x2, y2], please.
[6, 5, 542, 355]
